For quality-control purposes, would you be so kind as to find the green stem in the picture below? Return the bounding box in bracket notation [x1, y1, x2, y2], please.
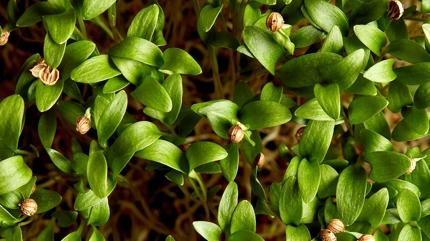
[209, 46, 224, 99]
[78, 16, 88, 39]
[189, 170, 210, 219]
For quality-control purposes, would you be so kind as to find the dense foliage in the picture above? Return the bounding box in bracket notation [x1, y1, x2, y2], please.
[0, 0, 430, 240]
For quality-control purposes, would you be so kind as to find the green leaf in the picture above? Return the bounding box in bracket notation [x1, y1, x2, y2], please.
[43, 34, 66, 69]
[406, 161, 430, 199]
[279, 177, 302, 225]
[348, 96, 388, 124]
[0, 156, 32, 195]
[230, 200, 256, 233]
[387, 39, 430, 63]
[318, 164, 338, 198]
[35, 79, 65, 112]
[16, 2, 60, 27]
[61, 229, 81, 241]
[314, 83, 340, 119]
[304, 0, 349, 33]
[165, 235, 176, 241]
[74, 189, 105, 211]
[218, 182, 238, 232]
[295, 99, 333, 121]
[397, 189, 422, 222]
[43, 9, 76, 44]
[89, 228, 105, 241]
[186, 141, 227, 170]
[198, 4, 223, 34]
[135, 139, 186, 173]
[299, 120, 335, 163]
[280, 52, 342, 88]
[353, 23, 386, 56]
[392, 108, 429, 141]
[336, 165, 367, 225]
[38, 111, 57, 148]
[395, 63, 430, 85]
[160, 48, 202, 75]
[346, 75, 378, 96]
[0, 95, 25, 159]
[46, 148, 72, 173]
[366, 151, 411, 182]
[110, 57, 150, 85]
[239, 100, 291, 129]
[398, 224, 422, 241]
[71, 55, 120, 83]
[131, 78, 172, 112]
[320, 25, 343, 53]
[97, 91, 127, 147]
[290, 25, 325, 48]
[82, 0, 116, 20]
[163, 74, 183, 125]
[127, 4, 159, 41]
[103, 76, 129, 93]
[243, 26, 285, 74]
[193, 221, 222, 241]
[387, 81, 413, 112]
[32, 189, 62, 213]
[60, 40, 96, 80]
[0, 204, 17, 225]
[285, 225, 311, 241]
[357, 188, 389, 227]
[107, 121, 161, 176]
[110, 37, 163, 67]
[298, 158, 321, 203]
[363, 59, 397, 83]
[414, 82, 430, 109]
[357, 128, 392, 153]
[220, 144, 239, 182]
[87, 146, 109, 198]
[36, 224, 54, 241]
[227, 231, 264, 241]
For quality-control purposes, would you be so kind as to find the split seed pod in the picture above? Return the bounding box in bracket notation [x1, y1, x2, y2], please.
[0, 31, 10, 46]
[19, 198, 38, 216]
[320, 229, 337, 241]
[266, 12, 284, 32]
[76, 116, 91, 134]
[30, 60, 48, 78]
[41, 68, 60, 86]
[228, 124, 244, 143]
[357, 234, 375, 241]
[327, 219, 345, 233]
[388, 0, 404, 20]
[255, 152, 266, 169]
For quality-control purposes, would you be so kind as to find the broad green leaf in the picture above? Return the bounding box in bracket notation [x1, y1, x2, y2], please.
[348, 96, 388, 124]
[103, 76, 129, 93]
[97, 91, 128, 147]
[163, 74, 183, 125]
[82, 0, 116, 20]
[387, 81, 413, 113]
[357, 129, 392, 153]
[186, 141, 227, 170]
[110, 37, 163, 67]
[43, 9, 76, 44]
[74, 189, 104, 211]
[414, 82, 430, 109]
[290, 25, 325, 48]
[364, 112, 390, 138]
[160, 48, 202, 75]
[304, 0, 349, 33]
[0, 204, 17, 225]
[16, 2, 60, 27]
[346, 75, 378, 96]
[0, 156, 32, 195]
[43, 34, 66, 68]
[285, 225, 311, 241]
[318, 164, 338, 198]
[227, 231, 264, 241]
[260, 82, 283, 103]
[397, 189, 422, 222]
[419, 216, 430, 239]
[218, 182, 238, 232]
[198, 4, 223, 34]
[71, 55, 120, 83]
[243, 4, 260, 27]
[87, 198, 110, 225]
[35, 79, 65, 112]
[193, 221, 222, 241]
[110, 57, 146, 85]
[336, 165, 367, 225]
[357, 188, 389, 227]
[2, 226, 23, 241]
[46, 148, 72, 173]
[406, 161, 430, 198]
[108, 121, 161, 176]
[395, 63, 430, 85]
[135, 139, 186, 173]
[366, 151, 411, 182]
[398, 224, 422, 241]
[363, 59, 397, 83]
[127, 4, 159, 41]
[243, 26, 285, 74]
[320, 25, 343, 53]
[0, 95, 25, 159]
[36, 224, 54, 241]
[392, 108, 429, 141]
[38, 111, 57, 148]
[132, 78, 172, 112]
[387, 39, 430, 63]
[230, 200, 256, 234]
[353, 24, 386, 56]
[220, 144, 239, 182]
[89, 228, 105, 241]
[60, 40, 96, 80]
[87, 146, 109, 197]
[239, 100, 291, 129]
[280, 52, 342, 88]
[294, 99, 333, 121]
[32, 189, 62, 213]
[0, 177, 36, 209]
[61, 229, 81, 241]
[314, 83, 340, 119]
[299, 120, 335, 163]
[298, 158, 321, 203]
[279, 177, 302, 225]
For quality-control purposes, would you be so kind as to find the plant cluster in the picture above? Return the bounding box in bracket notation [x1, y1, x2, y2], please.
[0, 0, 430, 241]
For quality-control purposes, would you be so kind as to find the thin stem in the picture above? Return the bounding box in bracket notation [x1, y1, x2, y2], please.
[78, 16, 88, 39]
[209, 46, 224, 99]
[192, 0, 201, 14]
